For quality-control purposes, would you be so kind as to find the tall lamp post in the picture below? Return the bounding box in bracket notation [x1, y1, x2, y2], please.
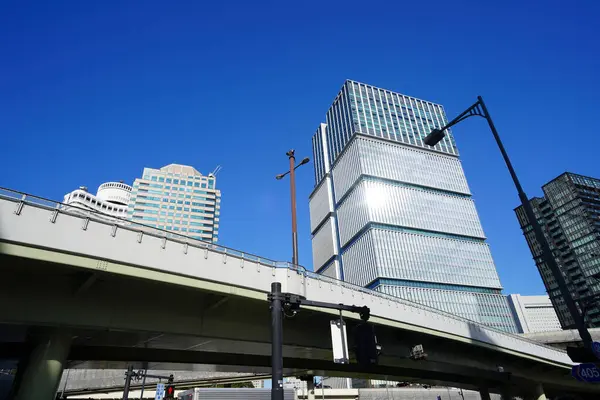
[423, 96, 593, 351]
[276, 150, 310, 266]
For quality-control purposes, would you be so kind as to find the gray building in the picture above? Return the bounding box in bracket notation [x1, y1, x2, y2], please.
[309, 80, 517, 332]
[515, 172, 600, 329]
[506, 294, 561, 333]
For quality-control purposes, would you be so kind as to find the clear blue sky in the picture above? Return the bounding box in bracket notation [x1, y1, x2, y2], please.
[1, 0, 599, 296]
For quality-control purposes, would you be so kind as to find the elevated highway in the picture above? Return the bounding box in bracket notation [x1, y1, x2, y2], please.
[0, 188, 595, 399]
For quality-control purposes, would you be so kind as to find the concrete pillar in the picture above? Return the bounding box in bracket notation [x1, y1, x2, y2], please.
[302, 375, 315, 400]
[524, 383, 546, 400]
[479, 387, 492, 400]
[14, 329, 71, 400]
[501, 385, 513, 400]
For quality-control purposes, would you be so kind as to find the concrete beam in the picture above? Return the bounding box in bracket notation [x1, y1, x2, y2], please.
[66, 345, 512, 388]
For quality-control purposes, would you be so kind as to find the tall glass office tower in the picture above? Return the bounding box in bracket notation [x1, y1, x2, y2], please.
[515, 172, 600, 329]
[309, 80, 517, 332]
[128, 164, 221, 243]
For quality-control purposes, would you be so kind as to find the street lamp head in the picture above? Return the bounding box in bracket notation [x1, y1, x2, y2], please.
[300, 157, 310, 165]
[424, 129, 446, 146]
[275, 174, 286, 180]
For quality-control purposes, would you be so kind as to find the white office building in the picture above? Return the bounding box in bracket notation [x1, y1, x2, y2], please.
[128, 164, 221, 243]
[309, 80, 517, 332]
[507, 294, 561, 333]
[63, 182, 132, 222]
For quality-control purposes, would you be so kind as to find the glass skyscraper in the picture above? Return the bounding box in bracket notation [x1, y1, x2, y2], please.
[309, 80, 517, 332]
[515, 172, 600, 329]
[128, 164, 221, 242]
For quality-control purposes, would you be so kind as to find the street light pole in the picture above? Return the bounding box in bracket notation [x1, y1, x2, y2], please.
[424, 96, 593, 349]
[287, 150, 299, 266]
[276, 150, 310, 266]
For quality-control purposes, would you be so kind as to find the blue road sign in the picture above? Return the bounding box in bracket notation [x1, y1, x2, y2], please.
[572, 363, 600, 383]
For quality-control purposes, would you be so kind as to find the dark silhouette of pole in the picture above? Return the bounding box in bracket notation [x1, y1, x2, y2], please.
[424, 96, 592, 349]
[270, 282, 284, 400]
[122, 365, 133, 400]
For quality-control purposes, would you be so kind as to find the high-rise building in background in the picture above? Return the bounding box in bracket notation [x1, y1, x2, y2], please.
[63, 182, 132, 222]
[128, 164, 221, 242]
[515, 172, 600, 329]
[507, 294, 561, 333]
[309, 80, 517, 332]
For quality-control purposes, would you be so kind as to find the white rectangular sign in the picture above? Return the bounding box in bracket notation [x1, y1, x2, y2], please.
[155, 383, 165, 400]
[330, 319, 349, 364]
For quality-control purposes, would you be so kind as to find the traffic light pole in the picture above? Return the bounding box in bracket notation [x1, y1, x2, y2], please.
[122, 369, 174, 400]
[122, 365, 133, 400]
[270, 282, 285, 400]
[268, 282, 371, 400]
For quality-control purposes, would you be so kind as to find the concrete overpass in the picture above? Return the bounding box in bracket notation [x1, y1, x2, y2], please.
[523, 328, 600, 350]
[0, 187, 596, 400]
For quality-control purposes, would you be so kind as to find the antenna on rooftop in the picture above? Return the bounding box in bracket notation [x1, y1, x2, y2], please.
[210, 165, 222, 177]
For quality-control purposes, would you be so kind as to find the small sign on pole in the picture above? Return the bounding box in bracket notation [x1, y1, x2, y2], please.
[155, 383, 166, 400]
[330, 319, 349, 364]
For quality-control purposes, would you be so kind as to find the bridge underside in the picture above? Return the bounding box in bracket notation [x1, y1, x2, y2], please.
[0, 250, 597, 399]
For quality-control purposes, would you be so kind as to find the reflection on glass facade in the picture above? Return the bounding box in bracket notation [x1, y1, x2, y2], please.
[309, 80, 517, 332]
[515, 172, 600, 329]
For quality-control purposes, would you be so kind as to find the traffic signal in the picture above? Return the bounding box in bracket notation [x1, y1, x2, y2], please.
[567, 346, 598, 363]
[353, 322, 379, 365]
[165, 384, 175, 400]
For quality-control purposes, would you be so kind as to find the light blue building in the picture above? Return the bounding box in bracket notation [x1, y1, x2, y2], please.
[309, 80, 517, 332]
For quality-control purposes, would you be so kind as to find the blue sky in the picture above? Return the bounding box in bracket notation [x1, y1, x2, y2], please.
[1, 0, 599, 296]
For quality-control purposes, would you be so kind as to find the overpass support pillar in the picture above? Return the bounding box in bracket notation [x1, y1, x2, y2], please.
[479, 387, 491, 400]
[14, 329, 72, 400]
[524, 383, 546, 400]
[501, 385, 512, 400]
[300, 375, 315, 400]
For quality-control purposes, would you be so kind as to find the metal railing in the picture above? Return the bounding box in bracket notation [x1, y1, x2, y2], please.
[0, 187, 568, 355]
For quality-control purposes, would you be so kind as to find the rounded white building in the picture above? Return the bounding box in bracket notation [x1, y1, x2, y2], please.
[63, 182, 132, 222]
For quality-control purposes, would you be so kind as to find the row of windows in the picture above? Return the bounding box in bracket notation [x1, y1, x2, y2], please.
[312, 125, 328, 185]
[137, 181, 217, 196]
[340, 227, 501, 289]
[369, 278, 500, 295]
[376, 284, 518, 332]
[336, 180, 485, 246]
[99, 182, 132, 191]
[347, 81, 457, 155]
[66, 192, 128, 214]
[323, 82, 459, 177]
[135, 196, 215, 207]
[146, 175, 216, 189]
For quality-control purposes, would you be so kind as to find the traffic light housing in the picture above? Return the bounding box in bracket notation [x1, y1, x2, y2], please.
[165, 384, 175, 399]
[353, 322, 379, 365]
[567, 346, 598, 363]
